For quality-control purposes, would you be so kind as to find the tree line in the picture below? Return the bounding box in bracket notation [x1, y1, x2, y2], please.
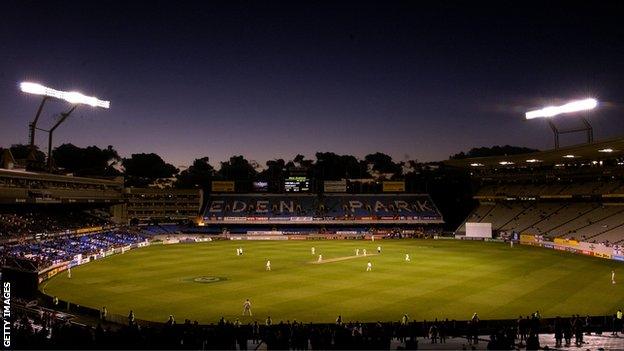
[3, 142, 533, 229]
[1, 144, 416, 188]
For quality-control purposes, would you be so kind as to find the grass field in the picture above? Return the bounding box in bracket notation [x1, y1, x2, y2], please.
[42, 239, 624, 324]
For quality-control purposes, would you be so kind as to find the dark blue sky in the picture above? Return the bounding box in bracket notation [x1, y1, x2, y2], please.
[1, 1, 623, 168]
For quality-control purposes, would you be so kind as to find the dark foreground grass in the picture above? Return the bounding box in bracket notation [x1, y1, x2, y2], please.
[42, 239, 624, 323]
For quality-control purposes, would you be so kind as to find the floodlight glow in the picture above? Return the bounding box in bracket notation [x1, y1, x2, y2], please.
[20, 82, 110, 108]
[599, 148, 614, 153]
[470, 163, 484, 167]
[563, 154, 576, 158]
[526, 159, 541, 163]
[499, 161, 514, 165]
[525, 98, 597, 119]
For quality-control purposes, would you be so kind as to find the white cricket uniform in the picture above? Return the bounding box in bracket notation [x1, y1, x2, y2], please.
[613, 271, 616, 284]
[67, 267, 72, 278]
[318, 254, 323, 262]
[243, 301, 252, 316]
[363, 249, 367, 256]
[266, 260, 271, 271]
[366, 262, 372, 271]
[405, 254, 411, 261]
[311, 247, 315, 255]
[356, 249, 360, 256]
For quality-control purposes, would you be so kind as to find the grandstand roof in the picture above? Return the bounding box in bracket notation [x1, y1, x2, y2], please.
[444, 137, 624, 168]
[0, 168, 123, 186]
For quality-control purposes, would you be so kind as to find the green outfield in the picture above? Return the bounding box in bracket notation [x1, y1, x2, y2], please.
[42, 239, 624, 324]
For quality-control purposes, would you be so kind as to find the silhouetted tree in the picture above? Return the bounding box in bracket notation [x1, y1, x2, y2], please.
[175, 157, 215, 189]
[122, 153, 179, 187]
[313, 152, 367, 180]
[257, 159, 287, 192]
[53, 143, 121, 177]
[364, 152, 402, 176]
[216, 155, 257, 181]
[0, 144, 46, 170]
[450, 145, 539, 159]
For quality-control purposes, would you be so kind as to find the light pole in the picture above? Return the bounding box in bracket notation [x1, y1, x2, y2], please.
[525, 98, 598, 149]
[19, 82, 110, 171]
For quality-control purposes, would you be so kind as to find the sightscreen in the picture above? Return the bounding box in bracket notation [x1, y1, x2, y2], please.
[466, 222, 492, 238]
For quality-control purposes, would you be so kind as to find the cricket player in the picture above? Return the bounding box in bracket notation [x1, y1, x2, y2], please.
[243, 299, 252, 316]
[239, 247, 244, 255]
[311, 247, 315, 255]
[372, 235, 375, 242]
[266, 260, 271, 271]
[613, 270, 616, 284]
[366, 261, 372, 271]
[236, 248, 240, 256]
[318, 254, 323, 262]
[405, 253, 411, 262]
[356, 248, 360, 256]
[377, 246, 381, 253]
[510, 240, 514, 248]
[363, 248, 367, 256]
[67, 266, 72, 278]
[401, 314, 409, 325]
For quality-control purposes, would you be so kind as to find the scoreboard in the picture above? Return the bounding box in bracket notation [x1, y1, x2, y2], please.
[284, 177, 310, 192]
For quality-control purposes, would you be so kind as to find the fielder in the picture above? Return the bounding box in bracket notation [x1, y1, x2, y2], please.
[363, 249, 367, 256]
[266, 260, 271, 271]
[366, 261, 372, 271]
[613, 269, 616, 284]
[311, 247, 316, 255]
[405, 253, 411, 262]
[67, 266, 72, 278]
[318, 254, 323, 262]
[243, 299, 252, 316]
[377, 246, 381, 253]
[356, 248, 360, 256]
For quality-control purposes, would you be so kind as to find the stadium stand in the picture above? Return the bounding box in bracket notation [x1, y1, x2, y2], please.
[0, 208, 112, 240]
[1, 230, 147, 268]
[204, 194, 443, 224]
[450, 139, 624, 245]
[0, 169, 123, 204]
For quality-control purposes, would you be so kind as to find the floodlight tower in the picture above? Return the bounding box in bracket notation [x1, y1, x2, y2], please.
[27, 97, 48, 159]
[525, 98, 598, 149]
[19, 82, 110, 171]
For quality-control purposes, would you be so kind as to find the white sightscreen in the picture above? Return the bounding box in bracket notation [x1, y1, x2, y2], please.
[466, 222, 492, 238]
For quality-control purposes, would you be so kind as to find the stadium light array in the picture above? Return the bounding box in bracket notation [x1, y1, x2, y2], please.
[499, 161, 514, 165]
[20, 82, 110, 108]
[525, 98, 597, 120]
[526, 159, 542, 163]
[563, 154, 576, 158]
[599, 148, 614, 153]
[470, 163, 484, 167]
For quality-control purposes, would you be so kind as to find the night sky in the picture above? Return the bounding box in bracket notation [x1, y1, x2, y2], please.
[1, 1, 623, 168]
